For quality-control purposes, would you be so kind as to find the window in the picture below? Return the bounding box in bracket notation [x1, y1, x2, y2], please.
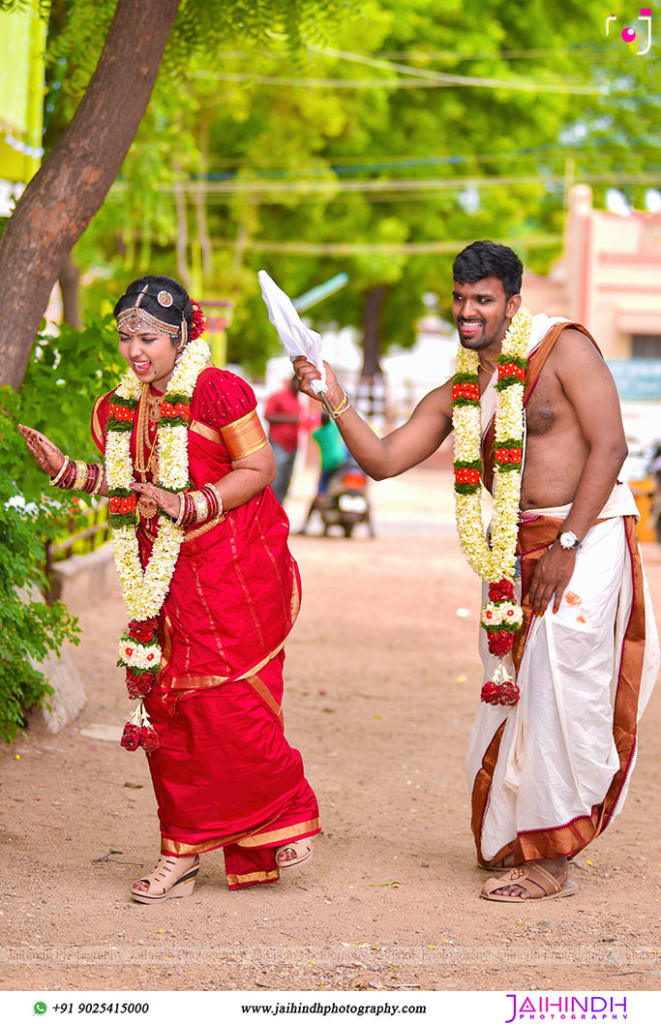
[632, 335, 661, 359]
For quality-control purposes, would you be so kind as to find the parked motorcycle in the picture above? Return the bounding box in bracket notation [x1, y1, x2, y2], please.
[300, 460, 375, 538]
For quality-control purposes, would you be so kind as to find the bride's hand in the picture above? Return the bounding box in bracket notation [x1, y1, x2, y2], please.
[18, 424, 66, 478]
[131, 481, 181, 520]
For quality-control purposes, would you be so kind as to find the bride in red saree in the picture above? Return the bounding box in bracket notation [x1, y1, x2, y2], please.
[20, 275, 320, 903]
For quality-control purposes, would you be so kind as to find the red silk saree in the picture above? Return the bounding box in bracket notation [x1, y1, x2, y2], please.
[92, 367, 320, 887]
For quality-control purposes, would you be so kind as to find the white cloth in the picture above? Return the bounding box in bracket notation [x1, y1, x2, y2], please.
[258, 271, 327, 394]
[528, 481, 639, 522]
[466, 515, 659, 861]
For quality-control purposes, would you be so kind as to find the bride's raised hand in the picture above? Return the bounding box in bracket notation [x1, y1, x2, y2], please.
[18, 424, 66, 479]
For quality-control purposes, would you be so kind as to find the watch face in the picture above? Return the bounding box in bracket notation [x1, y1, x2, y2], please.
[560, 531, 578, 549]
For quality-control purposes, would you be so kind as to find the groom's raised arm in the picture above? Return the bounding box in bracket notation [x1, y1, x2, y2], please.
[294, 357, 453, 480]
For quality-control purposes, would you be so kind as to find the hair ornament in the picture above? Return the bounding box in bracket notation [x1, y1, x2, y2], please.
[117, 307, 180, 338]
[157, 290, 174, 308]
[190, 301, 206, 341]
[123, 283, 150, 308]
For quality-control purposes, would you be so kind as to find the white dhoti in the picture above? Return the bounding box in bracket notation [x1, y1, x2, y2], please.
[467, 492, 659, 866]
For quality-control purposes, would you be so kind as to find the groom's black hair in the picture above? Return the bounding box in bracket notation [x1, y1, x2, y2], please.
[452, 241, 523, 300]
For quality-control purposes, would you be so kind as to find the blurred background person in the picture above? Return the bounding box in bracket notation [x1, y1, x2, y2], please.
[264, 374, 302, 505]
[299, 410, 349, 533]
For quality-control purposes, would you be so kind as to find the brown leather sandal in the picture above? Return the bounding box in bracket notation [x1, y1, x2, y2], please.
[131, 854, 200, 904]
[481, 862, 578, 902]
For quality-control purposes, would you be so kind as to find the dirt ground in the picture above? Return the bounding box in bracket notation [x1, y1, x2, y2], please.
[1, 466, 660, 994]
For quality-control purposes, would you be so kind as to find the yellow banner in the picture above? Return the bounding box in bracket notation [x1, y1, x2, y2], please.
[0, 0, 48, 186]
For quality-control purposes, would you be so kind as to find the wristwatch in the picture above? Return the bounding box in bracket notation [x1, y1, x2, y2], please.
[558, 530, 581, 550]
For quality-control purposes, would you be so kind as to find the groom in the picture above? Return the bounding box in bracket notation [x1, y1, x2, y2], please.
[295, 240, 658, 902]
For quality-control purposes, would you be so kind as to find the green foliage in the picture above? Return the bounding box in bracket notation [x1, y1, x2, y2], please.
[173, 0, 352, 55]
[257, 0, 653, 353]
[38, 0, 360, 355]
[0, 1, 49, 11]
[173, 0, 604, 360]
[0, 389, 81, 745]
[0, 312, 122, 742]
[24, 0, 660, 375]
[13, 314, 124, 494]
[42, 0, 355, 130]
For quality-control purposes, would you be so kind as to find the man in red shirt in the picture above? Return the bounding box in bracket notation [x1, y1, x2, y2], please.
[264, 375, 302, 504]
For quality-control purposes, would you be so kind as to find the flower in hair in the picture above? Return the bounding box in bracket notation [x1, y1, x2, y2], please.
[190, 301, 206, 341]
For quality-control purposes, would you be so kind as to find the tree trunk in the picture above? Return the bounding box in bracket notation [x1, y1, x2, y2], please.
[58, 252, 80, 329]
[361, 285, 387, 377]
[0, 0, 180, 389]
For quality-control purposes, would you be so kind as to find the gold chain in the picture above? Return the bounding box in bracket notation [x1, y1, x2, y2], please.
[134, 384, 161, 480]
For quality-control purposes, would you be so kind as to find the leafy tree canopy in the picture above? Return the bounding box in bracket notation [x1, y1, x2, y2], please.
[3, 0, 657, 372]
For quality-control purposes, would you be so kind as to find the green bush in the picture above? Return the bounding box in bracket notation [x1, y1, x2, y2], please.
[0, 390, 81, 743]
[0, 312, 123, 742]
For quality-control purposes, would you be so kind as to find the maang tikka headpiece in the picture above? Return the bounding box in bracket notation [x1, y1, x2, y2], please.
[117, 284, 183, 340]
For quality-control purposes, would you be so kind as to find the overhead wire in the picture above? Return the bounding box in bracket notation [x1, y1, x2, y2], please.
[199, 147, 656, 179]
[208, 44, 616, 63]
[193, 72, 466, 88]
[204, 235, 565, 256]
[297, 45, 601, 94]
[198, 140, 659, 175]
[192, 44, 607, 94]
[192, 68, 604, 94]
[108, 172, 659, 206]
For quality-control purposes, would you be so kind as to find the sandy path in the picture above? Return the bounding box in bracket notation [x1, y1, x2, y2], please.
[1, 468, 660, 993]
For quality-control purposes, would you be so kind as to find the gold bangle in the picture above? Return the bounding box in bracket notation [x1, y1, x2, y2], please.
[190, 489, 209, 523]
[72, 460, 88, 491]
[49, 456, 70, 487]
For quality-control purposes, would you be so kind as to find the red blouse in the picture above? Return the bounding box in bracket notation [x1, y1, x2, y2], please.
[91, 367, 300, 699]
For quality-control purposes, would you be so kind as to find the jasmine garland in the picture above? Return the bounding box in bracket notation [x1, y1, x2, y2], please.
[451, 307, 533, 706]
[105, 336, 212, 749]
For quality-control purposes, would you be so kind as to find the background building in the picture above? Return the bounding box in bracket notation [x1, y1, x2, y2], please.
[524, 184, 661, 473]
[523, 185, 661, 381]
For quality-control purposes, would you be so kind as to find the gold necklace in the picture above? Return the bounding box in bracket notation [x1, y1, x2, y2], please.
[133, 385, 160, 518]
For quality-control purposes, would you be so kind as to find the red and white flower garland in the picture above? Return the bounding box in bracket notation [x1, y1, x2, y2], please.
[451, 307, 532, 706]
[105, 336, 211, 751]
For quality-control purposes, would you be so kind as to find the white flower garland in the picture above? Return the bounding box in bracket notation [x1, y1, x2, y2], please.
[452, 307, 532, 583]
[451, 307, 533, 707]
[105, 337, 210, 622]
[481, 601, 524, 628]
